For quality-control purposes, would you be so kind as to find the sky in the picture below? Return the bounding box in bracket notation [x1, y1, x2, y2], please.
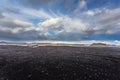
[0, 0, 120, 42]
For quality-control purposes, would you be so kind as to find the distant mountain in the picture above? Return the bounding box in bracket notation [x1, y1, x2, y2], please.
[90, 43, 109, 47]
[0, 41, 8, 44]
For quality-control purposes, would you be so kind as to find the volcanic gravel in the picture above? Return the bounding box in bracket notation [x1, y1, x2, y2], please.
[0, 45, 120, 80]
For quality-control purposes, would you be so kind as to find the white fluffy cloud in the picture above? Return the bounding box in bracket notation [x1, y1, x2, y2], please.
[85, 9, 102, 16]
[13, 19, 33, 27]
[37, 16, 89, 34]
[39, 17, 64, 29]
[86, 10, 95, 16]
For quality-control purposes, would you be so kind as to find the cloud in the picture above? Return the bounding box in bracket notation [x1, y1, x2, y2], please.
[2, 7, 53, 20]
[0, 0, 120, 41]
[86, 10, 95, 16]
[0, 19, 33, 28]
[5, 7, 21, 14]
[38, 17, 64, 31]
[79, 0, 87, 9]
[0, 28, 50, 41]
[0, 19, 50, 41]
[98, 9, 120, 26]
[0, 6, 54, 41]
[17, 0, 57, 9]
[81, 8, 120, 35]
[36, 16, 89, 41]
[96, 8, 120, 34]
[0, 18, 34, 35]
[0, 8, 33, 27]
[5, 6, 118, 41]
[20, 8, 53, 19]
[13, 19, 33, 27]
[85, 9, 102, 16]
[1, 6, 120, 41]
[0, 12, 43, 41]
[74, 0, 87, 12]
[0, 12, 5, 18]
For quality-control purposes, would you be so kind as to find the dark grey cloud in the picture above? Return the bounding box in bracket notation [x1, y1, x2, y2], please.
[5, 7, 20, 14]
[17, 0, 57, 9]
[0, 12, 4, 19]
[99, 13, 120, 23]
[0, 29, 49, 41]
[84, 29, 96, 35]
[0, 19, 32, 28]
[0, 8, 32, 28]
[82, 8, 120, 35]
[17, 0, 78, 10]
[0, 21, 21, 28]
[0, 21, 23, 28]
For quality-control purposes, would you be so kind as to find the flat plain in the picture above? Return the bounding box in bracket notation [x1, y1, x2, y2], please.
[0, 45, 120, 80]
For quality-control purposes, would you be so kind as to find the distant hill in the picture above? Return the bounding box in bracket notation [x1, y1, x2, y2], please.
[0, 41, 8, 44]
[36, 43, 85, 47]
[90, 43, 109, 47]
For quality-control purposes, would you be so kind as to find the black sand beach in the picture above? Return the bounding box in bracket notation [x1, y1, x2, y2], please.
[0, 45, 120, 80]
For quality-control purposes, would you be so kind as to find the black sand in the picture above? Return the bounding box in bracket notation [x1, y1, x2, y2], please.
[0, 45, 120, 80]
